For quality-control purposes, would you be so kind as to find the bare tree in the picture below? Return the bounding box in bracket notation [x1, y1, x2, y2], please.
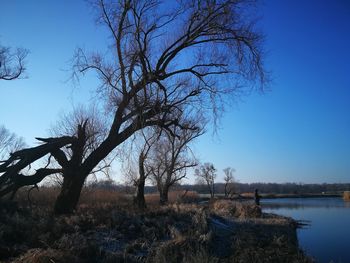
[0, 107, 112, 212]
[195, 162, 217, 198]
[223, 167, 235, 198]
[51, 105, 114, 177]
[149, 121, 202, 204]
[49, 106, 118, 213]
[0, 0, 266, 214]
[0, 44, 28, 81]
[123, 129, 158, 209]
[43, 105, 108, 188]
[0, 125, 25, 160]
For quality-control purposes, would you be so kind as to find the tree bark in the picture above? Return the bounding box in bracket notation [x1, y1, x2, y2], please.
[134, 177, 146, 209]
[133, 152, 147, 209]
[159, 186, 169, 205]
[54, 172, 86, 214]
[224, 183, 232, 198]
[207, 182, 214, 199]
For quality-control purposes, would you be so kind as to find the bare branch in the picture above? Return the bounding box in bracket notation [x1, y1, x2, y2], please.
[0, 45, 28, 81]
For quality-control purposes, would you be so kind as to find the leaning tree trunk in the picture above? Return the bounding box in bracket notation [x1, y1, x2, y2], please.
[54, 172, 87, 214]
[54, 121, 89, 215]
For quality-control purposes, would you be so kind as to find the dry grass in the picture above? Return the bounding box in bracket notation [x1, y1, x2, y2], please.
[12, 186, 131, 209]
[343, 191, 350, 201]
[13, 187, 197, 211]
[210, 199, 262, 219]
[11, 248, 78, 263]
[144, 193, 160, 205]
[14, 186, 60, 208]
[79, 188, 130, 206]
[240, 192, 255, 198]
[149, 238, 218, 263]
[0, 200, 211, 262]
[145, 190, 199, 206]
[1, 189, 312, 263]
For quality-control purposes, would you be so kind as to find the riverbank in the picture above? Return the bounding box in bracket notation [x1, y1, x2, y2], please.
[0, 199, 312, 262]
[262, 197, 350, 262]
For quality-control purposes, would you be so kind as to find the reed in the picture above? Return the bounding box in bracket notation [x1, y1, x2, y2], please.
[343, 191, 350, 201]
[145, 190, 199, 205]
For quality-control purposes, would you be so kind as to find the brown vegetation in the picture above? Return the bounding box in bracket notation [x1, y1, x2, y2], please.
[343, 191, 350, 201]
[210, 199, 262, 219]
[145, 190, 199, 206]
[12, 187, 198, 209]
[1, 189, 312, 263]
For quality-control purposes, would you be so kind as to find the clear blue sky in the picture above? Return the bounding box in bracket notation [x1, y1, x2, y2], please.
[1, 0, 349, 184]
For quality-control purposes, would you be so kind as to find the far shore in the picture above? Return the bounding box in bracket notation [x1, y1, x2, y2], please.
[259, 193, 342, 199]
[198, 192, 343, 201]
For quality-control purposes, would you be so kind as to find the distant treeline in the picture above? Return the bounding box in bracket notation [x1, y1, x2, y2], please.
[184, 182, 350, 195]
[88, 180, 350, 195]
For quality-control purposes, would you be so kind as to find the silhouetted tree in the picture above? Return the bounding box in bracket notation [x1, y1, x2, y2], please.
[195, 162, 217, 198]
[0, 0, 266, 214]
[123, 129, 158, 209]
[0, 44, 28, 81]
[0, 135, 74, 199]
[149, 120, 203, 205]
[0, 125, 25, 160]
[49, 106, 117, 213]
[223, 167, 235, 198]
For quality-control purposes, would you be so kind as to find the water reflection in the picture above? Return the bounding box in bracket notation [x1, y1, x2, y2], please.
[262, 197, 350, 263]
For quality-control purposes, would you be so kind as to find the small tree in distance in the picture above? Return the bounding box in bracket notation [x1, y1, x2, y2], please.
[223, 167, 235, 198]
[149, 120, 203, 205]
[195, 162, 217, 198]
[123, 129, 158, 209]
[0, 125, 26, 161]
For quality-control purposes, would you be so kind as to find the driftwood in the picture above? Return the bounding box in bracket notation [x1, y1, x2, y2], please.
[0, 136, 75, 199]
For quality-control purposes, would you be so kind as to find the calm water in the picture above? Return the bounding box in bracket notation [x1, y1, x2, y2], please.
[262, 197, 350, 263]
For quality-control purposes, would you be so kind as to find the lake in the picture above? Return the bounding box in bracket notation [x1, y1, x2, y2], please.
[262, 197, 350, 263]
